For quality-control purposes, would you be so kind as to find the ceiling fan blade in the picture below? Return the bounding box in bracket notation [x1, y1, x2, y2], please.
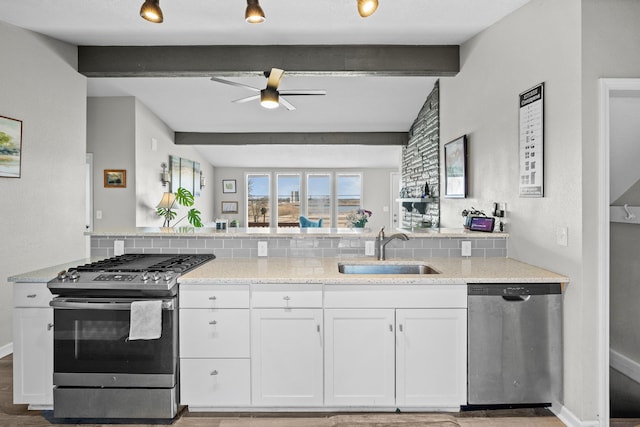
[279, 96, 296, 111]
[279, 90, 327, 96]
[210, 76, 260, 92]
[232, 94, 260, 104]
[266, 68, 285, 90]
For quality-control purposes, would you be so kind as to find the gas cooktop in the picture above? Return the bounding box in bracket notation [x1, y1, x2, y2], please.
[48, 253, 215, 297]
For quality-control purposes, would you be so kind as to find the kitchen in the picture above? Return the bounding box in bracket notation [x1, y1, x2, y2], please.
[1, 1, 640, 427]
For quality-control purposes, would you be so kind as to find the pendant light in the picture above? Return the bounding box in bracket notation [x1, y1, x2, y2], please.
[245, 0, 265, 24]
[140, 0, 163, 23]
[357, 0, 378, 18]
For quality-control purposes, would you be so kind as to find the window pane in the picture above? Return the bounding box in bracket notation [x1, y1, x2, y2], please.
[307, 174, 331, 226]
[277, 174, 300, 227]
[247, 174, 270, 227]
[337, 174, 362, 227]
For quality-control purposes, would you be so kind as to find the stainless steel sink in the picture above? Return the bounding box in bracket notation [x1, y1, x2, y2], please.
[337, 263, 439, 275]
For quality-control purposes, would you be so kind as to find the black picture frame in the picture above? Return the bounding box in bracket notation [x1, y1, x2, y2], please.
[444, 135, 467, 198]
[222, 179, 237, 193]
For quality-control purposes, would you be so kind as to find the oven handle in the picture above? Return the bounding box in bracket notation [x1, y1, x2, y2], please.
[50, 299, 175, 311]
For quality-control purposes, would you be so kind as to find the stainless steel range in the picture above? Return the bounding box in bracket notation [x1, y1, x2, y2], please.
[47, 253, 214, 420]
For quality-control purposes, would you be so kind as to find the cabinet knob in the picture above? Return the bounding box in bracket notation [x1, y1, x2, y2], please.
[210, 370, 218, 376]
[47, 323, 54, 331]
[389, 324, 393, 332]
[27, 294, 37, 298]
[208, 296, 217, 300]
[283, 296, 290, 301]
[399, 324, 403, 332]
[209, 320, 217, 325]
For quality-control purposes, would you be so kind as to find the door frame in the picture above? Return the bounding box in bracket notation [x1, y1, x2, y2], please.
[598, 78, 640, 426]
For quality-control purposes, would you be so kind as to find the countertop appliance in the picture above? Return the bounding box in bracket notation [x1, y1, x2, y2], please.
[467, 283, 562, 408]
[47, 253, 214, 420]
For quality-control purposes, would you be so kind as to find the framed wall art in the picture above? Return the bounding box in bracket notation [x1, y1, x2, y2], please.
[169, 155, 200, 196]
[0, 115, 23, 178]
[221, 201, 239, 214]
[222, 179, 237, 193]
[104, 169, 126, 188]
[518, 82, 545, 197]
[444, 135, 467, 198]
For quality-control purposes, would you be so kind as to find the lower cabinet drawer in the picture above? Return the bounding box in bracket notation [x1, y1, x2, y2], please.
[180, 309, 250, 358]
[180, 359, 250, 407]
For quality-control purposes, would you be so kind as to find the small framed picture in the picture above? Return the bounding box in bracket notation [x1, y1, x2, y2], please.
[221, 201, 239, 214]
[222, 179, 237, 193]
[0, 115, 23, 178]
[444, 135, 467, 198]
[104, 169, 126, 188]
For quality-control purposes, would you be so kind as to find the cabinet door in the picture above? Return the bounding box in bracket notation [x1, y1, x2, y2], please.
[13, 307, 54, 405]
[251, 309, 324, 406]
[324, 308, 395, 406]
[180, 358, 250, 407]
[396, 308, 467, 408]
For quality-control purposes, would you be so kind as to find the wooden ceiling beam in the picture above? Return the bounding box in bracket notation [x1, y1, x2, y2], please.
[78, 45, 459, 77]
[174, 132, 409, 146]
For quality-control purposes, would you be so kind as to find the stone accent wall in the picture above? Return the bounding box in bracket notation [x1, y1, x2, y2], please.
[91, 234, 507, 259]
[401, 81, 440, 229]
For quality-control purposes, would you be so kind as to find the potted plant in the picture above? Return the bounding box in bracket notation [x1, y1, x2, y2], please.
[156, 187, 203, 228]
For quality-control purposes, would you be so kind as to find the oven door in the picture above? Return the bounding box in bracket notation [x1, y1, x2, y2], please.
[50, 297, 177, 388]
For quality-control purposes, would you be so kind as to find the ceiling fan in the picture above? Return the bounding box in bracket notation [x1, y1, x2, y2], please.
[210, 68, 326, 111]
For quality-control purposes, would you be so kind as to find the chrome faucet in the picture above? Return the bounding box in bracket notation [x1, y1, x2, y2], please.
[376, 227, 410, 260]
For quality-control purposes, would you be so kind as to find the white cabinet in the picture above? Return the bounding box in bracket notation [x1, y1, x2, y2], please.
[324, 285, 467, 409]
[12, 283, 54, 407]
[250, 284, 324, 406]
[396, 308, 467, 408]
[179, 285, 251, 408]
[251, 308, 324, 406]
[324, 309, 395, 406]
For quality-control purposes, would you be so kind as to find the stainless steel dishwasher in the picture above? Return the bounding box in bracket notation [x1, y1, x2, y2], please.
[467, 283, 563, 407]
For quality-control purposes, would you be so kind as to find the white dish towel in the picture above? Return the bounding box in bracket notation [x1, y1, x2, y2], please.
[129, 300, 163, 340]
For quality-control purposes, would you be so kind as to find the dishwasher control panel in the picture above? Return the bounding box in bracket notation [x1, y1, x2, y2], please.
[468, 283, 562, 296]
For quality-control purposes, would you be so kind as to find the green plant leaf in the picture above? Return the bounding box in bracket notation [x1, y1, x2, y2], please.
[187, 208, 203, 227]
[175, 187, 194, 207]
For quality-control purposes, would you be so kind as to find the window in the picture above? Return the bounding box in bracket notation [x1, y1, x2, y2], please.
[277, 174, 301, 227]
[336, 174, 362, 227]
[307, 174, 331, 226]
[247, 174, 270, 227]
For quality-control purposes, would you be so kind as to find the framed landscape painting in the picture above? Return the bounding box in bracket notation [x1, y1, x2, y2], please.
[0, 115, 23, 178]
[104, 169, 127, 188]
[444, 135, 467, 198]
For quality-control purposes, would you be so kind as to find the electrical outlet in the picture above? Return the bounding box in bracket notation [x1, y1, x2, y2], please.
[114, 240, 125, 256]
[556, 227, 568, 247]
[258, 241, 268, 257]
[365, 241, 375, 256]
[461, 240, 472, 257]
[96, 210, 102, 219]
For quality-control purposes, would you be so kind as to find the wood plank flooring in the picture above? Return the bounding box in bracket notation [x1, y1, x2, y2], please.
[0, 354, 567, 426]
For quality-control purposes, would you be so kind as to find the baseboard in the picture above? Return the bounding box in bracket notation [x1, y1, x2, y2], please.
[610, 347, 640, 384]
[0, 342, 13, 359]
[551, 403, 599, 427]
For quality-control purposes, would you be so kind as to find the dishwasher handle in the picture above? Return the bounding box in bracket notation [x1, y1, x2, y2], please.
[502, 295, 531, 302]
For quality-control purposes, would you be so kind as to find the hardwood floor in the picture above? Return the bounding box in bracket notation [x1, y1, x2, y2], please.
[1, 354, 566, 426]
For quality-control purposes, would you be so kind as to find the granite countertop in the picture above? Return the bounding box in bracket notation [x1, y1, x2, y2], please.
[8, 258, 97, 283]
[178, 257, 569, 286]
[87, 227, 509, 238]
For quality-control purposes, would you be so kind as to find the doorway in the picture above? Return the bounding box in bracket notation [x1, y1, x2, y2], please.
[599, 78, 640, 425]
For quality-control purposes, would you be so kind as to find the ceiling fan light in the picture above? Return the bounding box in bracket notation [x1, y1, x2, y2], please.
[357, 0, 378, 18]
[140, 0, 163, 23]
[245, 0, 265, 24]
[260, 89, 279, 109]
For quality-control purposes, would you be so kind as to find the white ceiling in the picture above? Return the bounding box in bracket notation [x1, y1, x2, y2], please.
[0, 0, 530, 168]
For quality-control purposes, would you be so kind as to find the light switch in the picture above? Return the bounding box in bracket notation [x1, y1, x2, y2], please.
[114, 240, 125, 256]
[556, 227, 568, 247]
[96, 210, 102, 219]
[461, 240, 472, 257]
[365, 241, 375, 256]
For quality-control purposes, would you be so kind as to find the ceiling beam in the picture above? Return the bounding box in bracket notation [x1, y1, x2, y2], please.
[78, 45, 459, 77]
[175, 132, 408, 146]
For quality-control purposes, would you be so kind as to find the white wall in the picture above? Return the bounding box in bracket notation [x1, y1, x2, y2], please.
[213, 167, 396, 230]
[0, 22, 86, 348]
[134, 100, 215, 227]
[87, 97, 136, 230]
[439, 0, 588, 420]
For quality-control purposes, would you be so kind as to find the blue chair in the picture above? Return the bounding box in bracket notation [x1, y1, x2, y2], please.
[299, 216, 323, 228]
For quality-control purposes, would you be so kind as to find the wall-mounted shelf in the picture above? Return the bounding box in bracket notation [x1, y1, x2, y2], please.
[396, 198, 437, 216]
[395, 198, 436, 203]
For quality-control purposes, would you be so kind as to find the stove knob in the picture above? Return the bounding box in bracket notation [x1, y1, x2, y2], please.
[152, 272, 161, 282]
[56, 270, 68, 281]
[69, 270, 79, 281]
[164, 273, 173, 282]
[141, 271, 150, 282]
